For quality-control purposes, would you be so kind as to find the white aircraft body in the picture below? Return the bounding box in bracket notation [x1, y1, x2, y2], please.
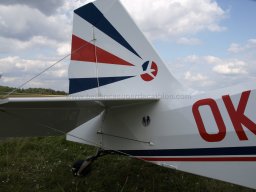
[0, 0, 255, 189]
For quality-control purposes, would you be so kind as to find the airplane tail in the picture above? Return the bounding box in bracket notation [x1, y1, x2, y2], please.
[68, 0, 181, 97]
[1, 0, 255, 190]
[67, 0, 256, 189]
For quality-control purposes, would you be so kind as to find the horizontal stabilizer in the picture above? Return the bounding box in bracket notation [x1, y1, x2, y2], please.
[0, 96, 157, 138]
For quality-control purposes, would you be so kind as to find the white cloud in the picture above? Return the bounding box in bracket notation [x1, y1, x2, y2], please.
[184, 71, 208, 81]
[171, 54, 250, 91]
[0, 36, 57, 53]
[176, 37, 202, 45]
[0, 56, 68, 91]
[176, 55, 225, 65]
[0, 5, 71, 41]
[121, 0, 226, 40]
[57, 43, 71, 56]
[0, 2, 74, 91]
[247, 39, 256, 46]
[183, 71, 214, 89]
[177, 55, 247, 75]
[228, 43, 244, 53]
[0, 0, 65, 16]
[0, 35, 72, 61]
[71, 0, 96, 8]
[212, 59, 247, 75]
[1, 0, 251, 94]
[1, 77, 17, 84]
[228, 39, 256, 53]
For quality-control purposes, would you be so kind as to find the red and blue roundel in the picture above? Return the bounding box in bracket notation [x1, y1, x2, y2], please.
[141, 61, 158, 81]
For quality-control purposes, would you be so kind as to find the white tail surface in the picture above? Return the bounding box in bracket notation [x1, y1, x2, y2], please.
[68, 0, 181, 97]
[66, 0, 256, 190]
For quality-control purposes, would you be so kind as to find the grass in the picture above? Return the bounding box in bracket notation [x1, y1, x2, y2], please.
[0, 94, 66, 98]
[0, 137, 255, 192]
[0, 85, 66, 99]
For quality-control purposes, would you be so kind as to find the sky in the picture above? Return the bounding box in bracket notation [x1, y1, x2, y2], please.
[0, 0, 255, 93]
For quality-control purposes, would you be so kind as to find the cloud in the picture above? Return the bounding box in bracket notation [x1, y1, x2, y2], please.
[57, 43, 71, 56]
[1, 0, 251, 94]
[0, 1, 74, 91]
[0, 5, 71, 42]
[228, 39, 256, 53]
[177, 55, 248, 75]
[194, 56, 248, 75]
[0, 0, 65, 15]
[121, 0, 226, 40]
[176, 37, 202, 45]
[0, 0, 227, 52]
[184, 71, 208, 81]
[0, 36, 55, 53]
[228, 43, 244, 53]
[171, 54, 250, 91]
[183, 71, 214, 89]
[212, 59, 247, 75]
[0, 2, 73, 61]
[0, 36, 72, 61]
[0, 56, 68, 91]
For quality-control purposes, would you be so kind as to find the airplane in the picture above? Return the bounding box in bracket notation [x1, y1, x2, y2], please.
[0, 0, 256, 189]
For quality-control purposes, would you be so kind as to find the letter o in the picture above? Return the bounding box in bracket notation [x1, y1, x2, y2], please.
[192, 99, 226, 142]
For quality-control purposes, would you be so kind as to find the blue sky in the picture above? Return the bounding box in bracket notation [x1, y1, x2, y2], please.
[160, 0, 256, 92]
[0, 0, 255, 93]
[158, 0, 256, 58]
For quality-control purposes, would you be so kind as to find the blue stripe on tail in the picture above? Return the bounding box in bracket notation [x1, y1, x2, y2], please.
[69, 76, 134, 94]
[74, 3, 142, 59]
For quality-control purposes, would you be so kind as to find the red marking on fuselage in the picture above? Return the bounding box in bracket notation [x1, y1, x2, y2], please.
[192, 90, 256, 142]
[222, 90, 256, 140]
[192, 98, 226, 142]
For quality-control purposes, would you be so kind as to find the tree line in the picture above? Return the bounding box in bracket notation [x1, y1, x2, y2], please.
[0, 86, 67, 96]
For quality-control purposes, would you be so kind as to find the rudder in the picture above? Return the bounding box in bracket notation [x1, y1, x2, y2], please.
[69, 0, 181, 97]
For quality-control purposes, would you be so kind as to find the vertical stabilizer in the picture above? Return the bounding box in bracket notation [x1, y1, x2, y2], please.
[69, 0, 181, 97]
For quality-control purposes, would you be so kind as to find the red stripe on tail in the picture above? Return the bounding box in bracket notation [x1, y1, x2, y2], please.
[71, 35, 134, 66]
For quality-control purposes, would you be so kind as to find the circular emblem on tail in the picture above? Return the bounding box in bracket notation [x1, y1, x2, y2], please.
[140, 61, 158, 81]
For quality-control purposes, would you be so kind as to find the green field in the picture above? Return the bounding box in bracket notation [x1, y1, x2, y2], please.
[0, 136, 254, 192]
[0, 86, 66, 98]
